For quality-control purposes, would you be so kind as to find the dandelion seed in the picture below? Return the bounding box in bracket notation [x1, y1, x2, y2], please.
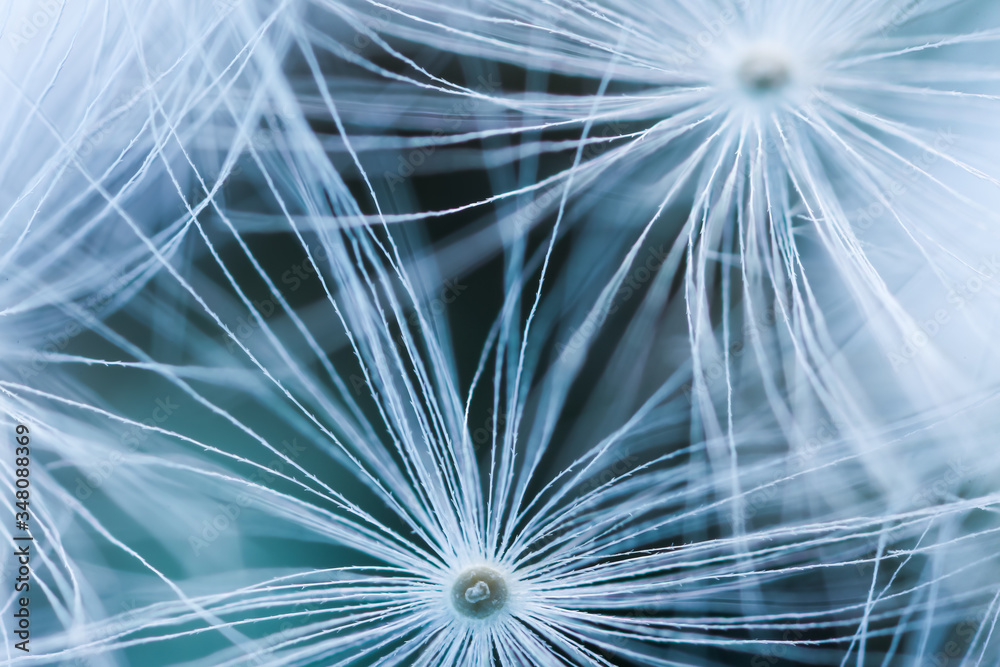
[328, 0, 1000, 502]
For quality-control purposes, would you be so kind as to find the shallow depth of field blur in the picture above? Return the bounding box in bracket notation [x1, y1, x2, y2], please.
[4, 1, 1000, 665]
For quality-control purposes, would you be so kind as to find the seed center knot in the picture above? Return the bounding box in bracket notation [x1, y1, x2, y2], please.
[451, 566, 509, 620]
[465, 580, 491, 604]
[738, 49, 792, 93]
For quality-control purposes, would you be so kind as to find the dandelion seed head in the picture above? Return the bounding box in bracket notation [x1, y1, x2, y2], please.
[449, 565, 510, 621]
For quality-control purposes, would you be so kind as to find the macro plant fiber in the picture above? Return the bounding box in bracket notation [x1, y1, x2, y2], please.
[2, 0, 1000, 666]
